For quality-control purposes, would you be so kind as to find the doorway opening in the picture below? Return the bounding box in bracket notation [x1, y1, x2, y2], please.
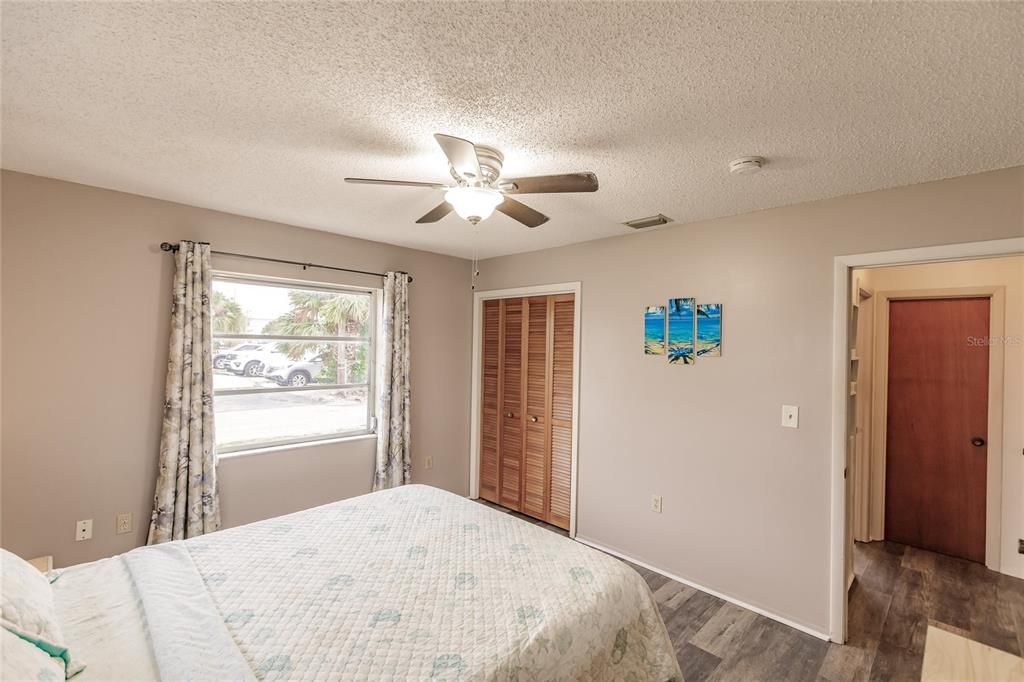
[831, 246, 1023, 677]
[848, 265, 1011, 570]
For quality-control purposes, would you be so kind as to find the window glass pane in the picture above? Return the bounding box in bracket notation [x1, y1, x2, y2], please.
[215, 387, 369, 451]
[213, 340, 368, 388]
[213, 280, 371, 337]
[210, 275, 375, 451]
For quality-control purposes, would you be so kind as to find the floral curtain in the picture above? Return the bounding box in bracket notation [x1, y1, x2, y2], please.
[148, 241, 220, 544]
[373, 272, 412, 490]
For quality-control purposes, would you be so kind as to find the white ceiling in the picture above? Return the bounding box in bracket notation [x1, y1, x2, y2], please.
[2, 2, 1022, 259]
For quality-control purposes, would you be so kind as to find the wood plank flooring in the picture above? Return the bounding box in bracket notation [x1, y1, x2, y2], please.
[476, 500, 1024, 681]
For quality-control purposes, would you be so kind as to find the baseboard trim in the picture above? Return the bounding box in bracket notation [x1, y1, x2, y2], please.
[574, 535, 832, 642]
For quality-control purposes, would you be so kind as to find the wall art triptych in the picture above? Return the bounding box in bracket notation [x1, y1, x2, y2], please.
[644, 299, 722, 363]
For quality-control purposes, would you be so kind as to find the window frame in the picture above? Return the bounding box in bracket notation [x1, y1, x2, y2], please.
[211, 272, 378, 454]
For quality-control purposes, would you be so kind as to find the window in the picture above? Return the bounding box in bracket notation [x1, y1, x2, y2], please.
[211, 275, 376, 453]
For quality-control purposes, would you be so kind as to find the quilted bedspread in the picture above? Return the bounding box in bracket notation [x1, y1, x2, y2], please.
[57, 484, 682, 681]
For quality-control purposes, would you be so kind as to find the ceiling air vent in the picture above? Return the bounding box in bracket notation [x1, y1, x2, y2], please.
[624, 214, 672, 230]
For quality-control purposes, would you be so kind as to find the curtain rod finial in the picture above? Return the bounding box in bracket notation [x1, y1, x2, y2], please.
[160, 242, 176, 252]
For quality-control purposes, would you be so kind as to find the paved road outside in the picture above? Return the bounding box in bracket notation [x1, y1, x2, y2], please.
[213, 370, 367, 449]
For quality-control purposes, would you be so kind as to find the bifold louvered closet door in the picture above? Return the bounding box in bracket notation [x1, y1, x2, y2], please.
[479, 294, 574, 529]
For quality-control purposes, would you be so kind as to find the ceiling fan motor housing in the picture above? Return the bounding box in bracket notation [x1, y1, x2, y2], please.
[472, 145, 504, 185]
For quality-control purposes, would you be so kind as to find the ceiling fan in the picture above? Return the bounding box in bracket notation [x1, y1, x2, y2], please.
[345, 133, 598, 228]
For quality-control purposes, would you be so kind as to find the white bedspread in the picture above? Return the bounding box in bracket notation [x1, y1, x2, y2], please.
[54, 484, 682, 681]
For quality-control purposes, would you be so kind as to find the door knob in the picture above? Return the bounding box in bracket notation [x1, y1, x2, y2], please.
[505, 412, 514, 418]
[971, 437, 986, 447]
[530, 415, 538, 423]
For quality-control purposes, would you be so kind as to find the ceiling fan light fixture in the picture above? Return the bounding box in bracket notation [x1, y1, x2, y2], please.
[349, 132, 594, 227]
[445, 186, 504, 224]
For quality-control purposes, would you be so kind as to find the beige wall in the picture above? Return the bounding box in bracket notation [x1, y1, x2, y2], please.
[474, 167, 1024, 634]
[2, 167, 1021, 634]
[854, 256, 1024, 578]
[0, 170, 473, 567]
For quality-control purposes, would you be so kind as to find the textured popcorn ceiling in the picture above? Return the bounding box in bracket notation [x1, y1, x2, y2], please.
[2, 2, 1022, 259]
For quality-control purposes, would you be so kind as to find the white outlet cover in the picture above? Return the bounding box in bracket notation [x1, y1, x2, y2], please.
[75, 519, 93, 541]
[782, 405, 800, 428]
[651, 495, 663, 513]
[116, 512, 133, 534]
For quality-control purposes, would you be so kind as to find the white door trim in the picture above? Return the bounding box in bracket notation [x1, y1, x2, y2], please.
[829, 237, 1023, 643]
[868, 285, 1005, 572]
[469, 282, 583, 537]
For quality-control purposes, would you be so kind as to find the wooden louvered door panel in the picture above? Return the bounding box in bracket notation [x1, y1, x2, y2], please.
[479, 293, 574, 530]
[499, 298, 524, 511]
[521, 296, 550, 520]
[548, 294, 575, 529]
[478, 300, 501, 503]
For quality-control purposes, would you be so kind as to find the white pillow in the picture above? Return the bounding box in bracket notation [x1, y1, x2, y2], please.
[1, 549, 84, 678]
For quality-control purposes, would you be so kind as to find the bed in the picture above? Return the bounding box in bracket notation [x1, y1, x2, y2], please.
[18, 484, 682, 680]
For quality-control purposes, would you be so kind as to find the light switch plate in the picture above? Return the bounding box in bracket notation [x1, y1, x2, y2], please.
[424, 456, 433, 470]
[782, 405, 799, 428]
[75, 519, 93, 542]
[651, 495, 663, 513]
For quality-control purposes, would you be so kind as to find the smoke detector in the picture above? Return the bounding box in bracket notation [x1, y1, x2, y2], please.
[729, 156, 766, 175]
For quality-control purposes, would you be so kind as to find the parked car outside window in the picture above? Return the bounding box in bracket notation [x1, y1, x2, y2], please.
[264, 354, 326, 387]
[213, 342, 264, 370]
[227, 345, 274, 377]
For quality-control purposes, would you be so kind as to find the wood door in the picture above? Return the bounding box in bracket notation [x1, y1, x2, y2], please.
[548, 294, 575, 529]
[521, 297, 550, 520]
[499, 298, 524, 511]
[885, 297, 989, 563]
[478, 300, 501, 503]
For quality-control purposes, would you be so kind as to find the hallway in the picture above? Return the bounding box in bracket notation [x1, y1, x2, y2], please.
[825, 541, 1024, 680]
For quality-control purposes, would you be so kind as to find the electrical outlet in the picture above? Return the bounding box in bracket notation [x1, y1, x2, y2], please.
[75, 519, 93, 542]
[425, 456, 433, 470]
[782, 405, 800, 428]
[116, 512, 133, 535]
[651, 495, 663, 513]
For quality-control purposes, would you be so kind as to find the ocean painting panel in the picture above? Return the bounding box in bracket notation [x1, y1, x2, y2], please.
[667, 298, 695, 364]
[644, 305, 666, 355]
[697, 303, 723, 357]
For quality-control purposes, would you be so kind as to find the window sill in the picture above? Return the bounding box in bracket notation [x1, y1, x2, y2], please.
[218, 433, 377, 460]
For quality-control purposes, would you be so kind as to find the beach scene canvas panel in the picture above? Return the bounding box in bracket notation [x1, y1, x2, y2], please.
[644, 305, 666, 355]
[697, 303, 723, 357]
[667, 297, 695, 364]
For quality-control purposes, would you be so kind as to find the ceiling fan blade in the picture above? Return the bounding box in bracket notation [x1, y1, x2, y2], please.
[496, 197, 549, 228]
[501, 172, 599, 194]
[415, 202, 454, 224]
[345, 177, 448, 189]
[434, 133, 482, 181]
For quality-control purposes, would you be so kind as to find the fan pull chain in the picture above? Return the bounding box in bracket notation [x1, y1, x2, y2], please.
[470, 225, 481, 290]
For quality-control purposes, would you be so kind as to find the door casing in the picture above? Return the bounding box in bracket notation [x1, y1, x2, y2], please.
[469, 282, 582, 537]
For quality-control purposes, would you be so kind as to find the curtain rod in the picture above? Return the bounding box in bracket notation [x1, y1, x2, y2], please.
[159, 242, 412, 283]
